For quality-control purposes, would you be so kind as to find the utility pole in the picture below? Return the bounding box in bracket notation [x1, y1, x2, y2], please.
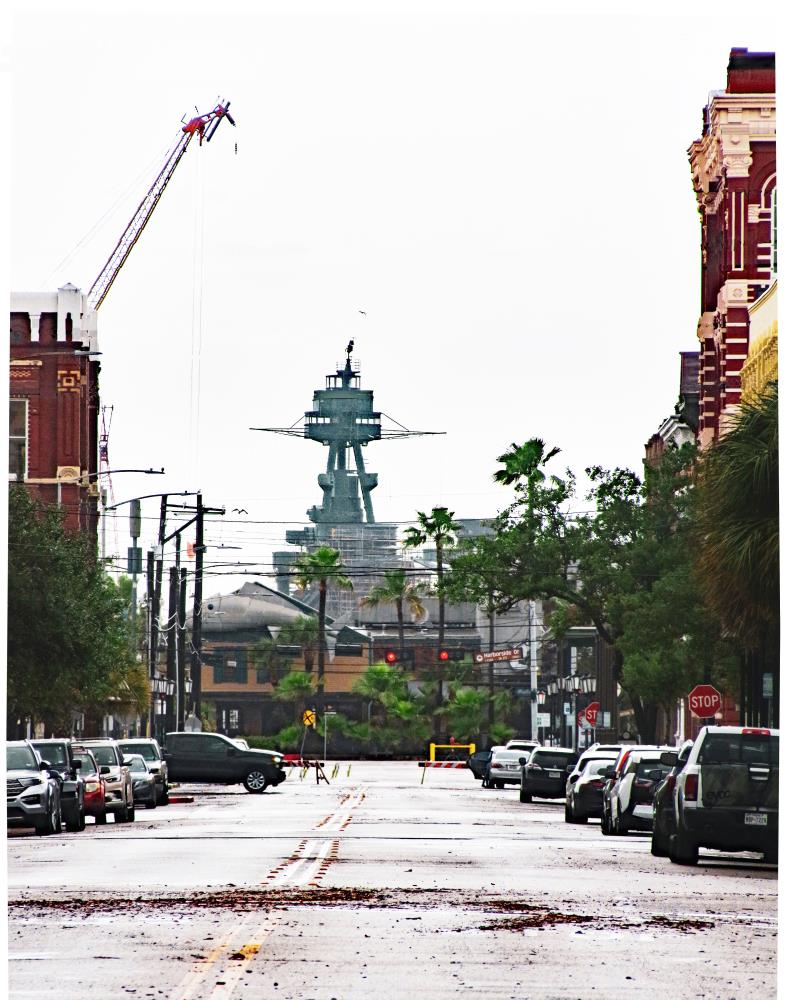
[191, 492, 205, 720]
[165, 564, 178, 734]
[487, 590, 495, 728]
[177, 567, 188, 729]
[529, 600, 538, 744]
[148, 496, 168, 742]
[145, 550, 155, 737]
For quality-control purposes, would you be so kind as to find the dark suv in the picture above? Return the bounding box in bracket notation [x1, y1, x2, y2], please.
[31, 739, 86, 832]
[163, 732, 286, 793]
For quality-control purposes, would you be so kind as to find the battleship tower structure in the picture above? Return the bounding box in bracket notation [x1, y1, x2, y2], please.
[256, 343, 439, 619]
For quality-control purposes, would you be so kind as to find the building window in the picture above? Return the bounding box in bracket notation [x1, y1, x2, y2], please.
[9, 399, 28, 481]
[213, 652, 247, 683]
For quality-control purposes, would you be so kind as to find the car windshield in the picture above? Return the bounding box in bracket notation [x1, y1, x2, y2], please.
[532, 751, 574, 768]
[636, 759, 666, 779]
[128, 757, 148, 773]
[698, 733, 780, 765]
[73, 753, 97, 775]
[88, 746, 118, 766]
[493, 751, 526, 763]
[6, 746, 37, 770]
[120, 743, 159, 762]
[583, 759, 612, 776]
[32, 743, 68, 766]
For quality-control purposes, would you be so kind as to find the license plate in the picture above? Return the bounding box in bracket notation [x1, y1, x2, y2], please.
[548, 771, 560, 778]
[745, 813, 768, 826]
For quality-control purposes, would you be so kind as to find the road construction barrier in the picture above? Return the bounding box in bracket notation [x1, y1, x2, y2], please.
[418, 759, 469, 785]
[418, 761, 469, 768]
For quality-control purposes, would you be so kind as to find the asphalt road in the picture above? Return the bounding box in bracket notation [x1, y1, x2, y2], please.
[7, 761, 778, 999]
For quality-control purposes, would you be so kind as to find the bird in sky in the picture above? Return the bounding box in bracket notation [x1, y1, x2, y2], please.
[232, 508, 248, 514]
[358, 310, 366, 315]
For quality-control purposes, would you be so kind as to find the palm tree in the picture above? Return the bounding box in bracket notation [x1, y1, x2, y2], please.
[402, 507, 462, 649]
[277, 615, 320, 675]
[361, 569, 426, 656]
[695, 383, 778, 643]
[293, 547, 353, 697]
[493, 437, 561, 487]
[272, 670, 316, 725]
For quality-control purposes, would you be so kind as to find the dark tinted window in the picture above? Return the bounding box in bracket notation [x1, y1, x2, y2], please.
[531, 751, 576, 768]
[32, 742, 69, 766]
[636, 759, 666, 780]
[698, 733, 779, 765]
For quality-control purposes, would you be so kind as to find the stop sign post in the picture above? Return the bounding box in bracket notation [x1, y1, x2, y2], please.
[688, 684, 722, 718]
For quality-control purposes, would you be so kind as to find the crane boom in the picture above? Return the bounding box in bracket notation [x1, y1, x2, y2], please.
[87, 101, 235, 312]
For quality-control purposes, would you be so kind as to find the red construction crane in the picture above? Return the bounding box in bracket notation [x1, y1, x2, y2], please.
[87, 100, 236, 312]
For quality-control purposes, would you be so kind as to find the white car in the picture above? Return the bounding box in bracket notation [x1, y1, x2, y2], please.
[506, 739, 540, 755]
[605, 749, 670, 834]
[484, 747, 531, 788]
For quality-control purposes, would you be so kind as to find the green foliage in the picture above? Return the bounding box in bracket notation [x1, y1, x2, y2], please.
[7, 487, 142, 732]
[441, 688, 486, 741]
[293, 546, 353, 690]
[277, 615, 319, 673]
[694, 382, 778, 643]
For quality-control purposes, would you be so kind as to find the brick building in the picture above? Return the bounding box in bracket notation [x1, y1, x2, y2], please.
[689, 48, 776, 446]
[9, 285, 101, 537]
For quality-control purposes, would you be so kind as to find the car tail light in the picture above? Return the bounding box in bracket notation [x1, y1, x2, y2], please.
[588, 778, 605, 788]
[491, 763, 502, 769]
[684, 774, 698, 801]
[742, 728, 770, 736]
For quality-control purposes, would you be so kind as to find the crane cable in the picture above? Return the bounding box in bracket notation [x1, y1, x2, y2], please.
[39, 136, 177, 290]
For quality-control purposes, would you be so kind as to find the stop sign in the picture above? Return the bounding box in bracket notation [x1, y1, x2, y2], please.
[584, 701, 600, 726]
[688, 684, 722, 718]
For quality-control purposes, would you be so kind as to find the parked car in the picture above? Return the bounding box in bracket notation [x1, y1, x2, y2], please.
[669, 726, 779, 865]
[599, 745, 665, 834]
[650, 741, 693, 856]
[124, 754, 158, 809]
[602, 750, 668, 835]
[80, 739, 135, 822]
[117, 738, 169, 804]
[484, 747, 530, 788]
[565, 757, 618, 823]
[506, 739, 540, 753]
[466, 749, 493, 781]
[6, 741, 62, 836]
[71, 746, 107, 824]
[519, 747, 578, 802]
[163, 732, 287, 793]
[31, 739, 86, 832]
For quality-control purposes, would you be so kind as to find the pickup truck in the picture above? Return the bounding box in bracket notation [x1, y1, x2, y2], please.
[670, 725, 779, 865]
[163, 732, 287, 793]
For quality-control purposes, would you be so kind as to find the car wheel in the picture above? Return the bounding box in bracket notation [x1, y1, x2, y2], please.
[600, 810, 611, 836]
[243, 770, 269, 793]
[145, 796, 157, 809]
[95, 810, 107, 825]
[520, 787, 532, 803]
[564, 803, 575, 823]
[651, 827, 668, 857]
[669, 829, 698, 865]
[65, 814, 81, 833]
[617, 815, 629, 836]
[764, 847, 778, 865]
[115, 803, 128, 822]
[573, 811, 588, 824]
[159, 784, 170, 806]
[127, 801, 136, 821]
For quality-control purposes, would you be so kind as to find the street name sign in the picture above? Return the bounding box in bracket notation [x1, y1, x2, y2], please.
[474, 647, 523, 664]
[688, 684, 722, 718]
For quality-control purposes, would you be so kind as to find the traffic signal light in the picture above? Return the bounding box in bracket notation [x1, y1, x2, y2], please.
[437, 648, 464, 663]
[437, 649, 450, 662]
[384, 650, 399, 665]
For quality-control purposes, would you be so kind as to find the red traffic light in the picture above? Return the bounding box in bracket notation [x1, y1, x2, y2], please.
[438, 649, 450, 662]
[384, 650, 398, 664]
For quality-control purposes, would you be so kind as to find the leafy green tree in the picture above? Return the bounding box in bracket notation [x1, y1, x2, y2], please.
[352, 663, 420, 728]
[461, 441, 730, 742]
[250, 638, 291, 688]
[293, 547, 353, 696]
[7, 487, 144, 735]
[360, 569, 426, 654]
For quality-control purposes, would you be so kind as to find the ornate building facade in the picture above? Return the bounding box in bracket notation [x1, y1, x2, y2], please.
[9, 285, 101, 536]
[689, 48, 776, 445]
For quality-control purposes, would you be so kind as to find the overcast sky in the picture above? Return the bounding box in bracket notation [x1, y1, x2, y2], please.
[8, 2, 776, 598]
